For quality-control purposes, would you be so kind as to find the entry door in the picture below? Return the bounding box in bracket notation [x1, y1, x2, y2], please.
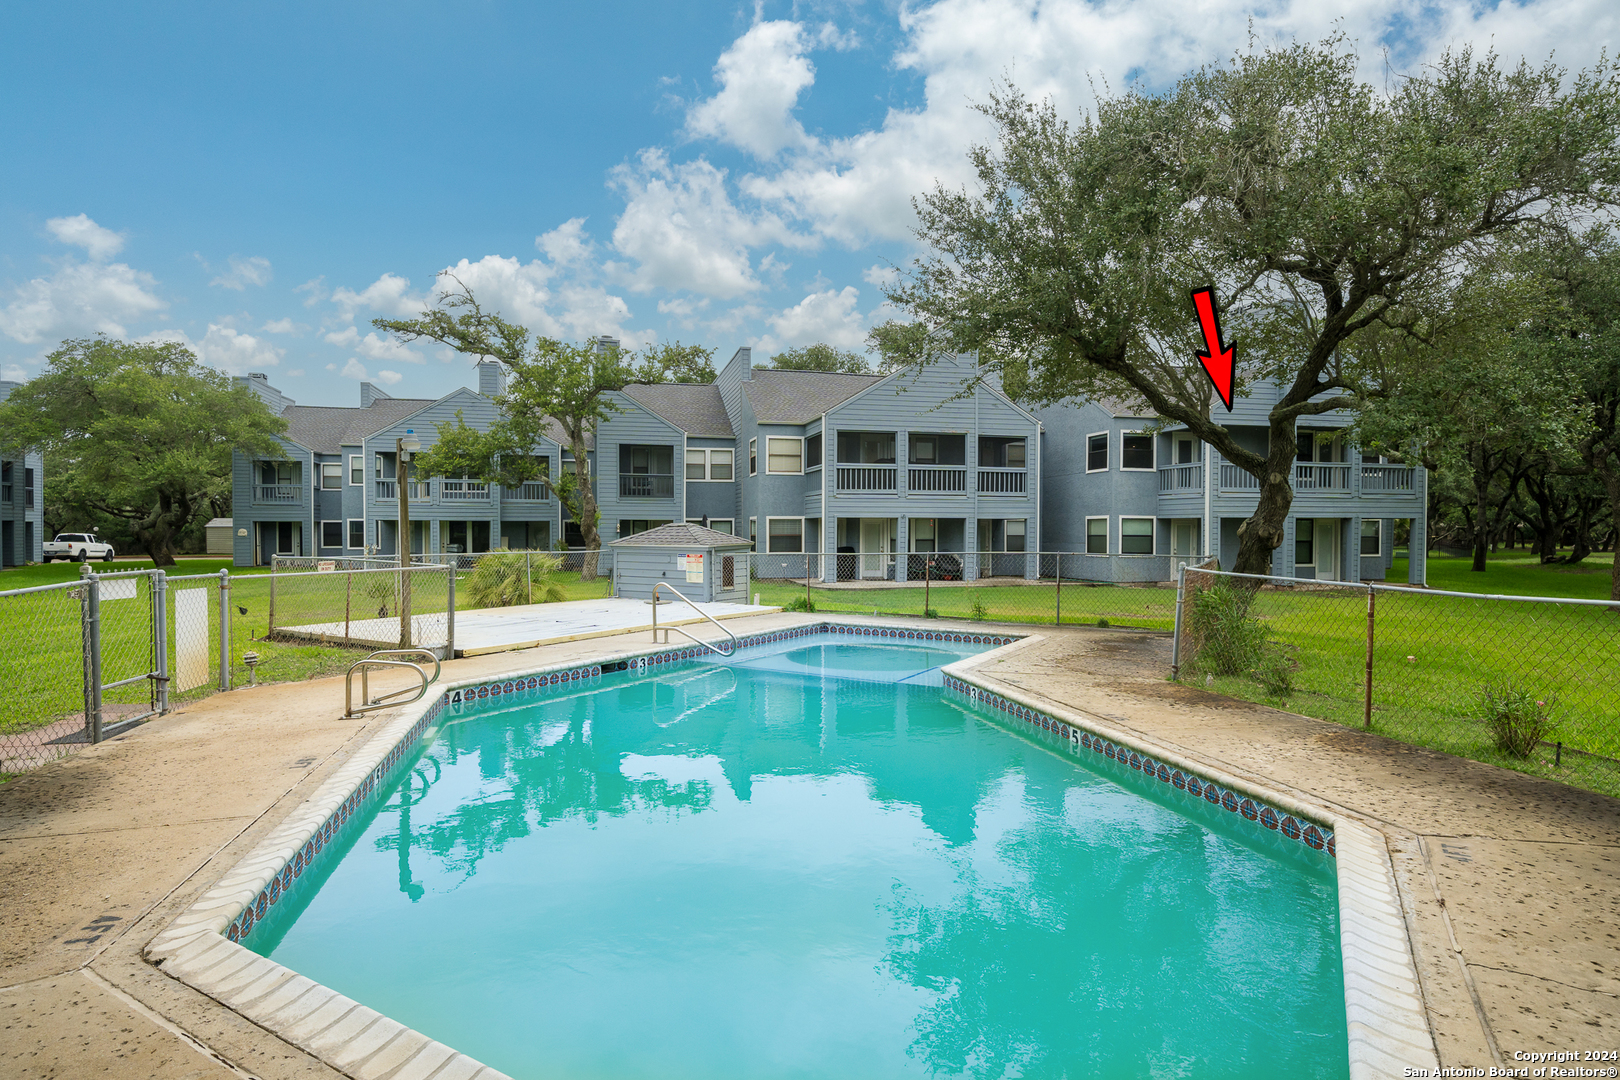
[860, 519, 887, 579]
[1314, 519, 1339, 581]
[1172, 520, 1200, 557]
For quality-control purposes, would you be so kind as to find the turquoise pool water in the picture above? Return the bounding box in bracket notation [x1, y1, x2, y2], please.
[249, 635, 1347, 1079]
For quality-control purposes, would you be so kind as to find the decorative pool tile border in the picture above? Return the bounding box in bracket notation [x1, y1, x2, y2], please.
[944, 673, 1336, 858]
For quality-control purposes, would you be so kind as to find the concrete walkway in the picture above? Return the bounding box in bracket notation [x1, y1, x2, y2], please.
[1, 614, 1614, 1077]
[278, 596, 779, 656]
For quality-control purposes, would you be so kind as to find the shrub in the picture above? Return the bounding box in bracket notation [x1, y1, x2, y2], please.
[784, 595, 816, 613]
[1188, 584, 1267, 676]
[1472, 683, 1558, 758]
[465, 552, 565, 608]
[1096, 618, 1110, 628]
[924, 607, 940, 619]
[1250, 645, 1295, 698]
[970, 598, 988, 621]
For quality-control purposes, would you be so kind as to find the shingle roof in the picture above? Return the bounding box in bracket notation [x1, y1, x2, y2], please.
[622, 383, 733, 437]
[1096, 394, 1157, 418]
[281, 399, 434, 455]
[744, 369, 884, 424]
[609, 522, 753, 547]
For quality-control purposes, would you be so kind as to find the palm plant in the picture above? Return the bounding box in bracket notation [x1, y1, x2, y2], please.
[464, 552, 566, 608]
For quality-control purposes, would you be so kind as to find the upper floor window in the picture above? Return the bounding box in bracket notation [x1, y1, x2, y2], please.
[978, 436, 1026, 468]
[375, 453, 395, 480]
[620, 445, 673, 475]
[685, 448, 734, 481]
[1121, 433, 1154, 471]
[349, 455, 364, 485]
[1086, 433, 1108, 472]
[1173, 435, 1198, 465]
[909, 433, 965, 465]
[1296, 430, 1344, 462]
[321, 463, 343, 490]
[686, 449, 706, 480]
[767, 437, 803, 474]
[749, 438, 757, 475]
[805, 433, 823, 470]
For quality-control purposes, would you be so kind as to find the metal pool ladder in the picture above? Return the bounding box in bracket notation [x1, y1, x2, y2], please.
[344, 648, 443, 718]
[651, 582, 738, 657]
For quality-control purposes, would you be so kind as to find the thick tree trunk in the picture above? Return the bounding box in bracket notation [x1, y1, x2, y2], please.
[1232, 415, 1300, 579]
[568, 430, 602, 582]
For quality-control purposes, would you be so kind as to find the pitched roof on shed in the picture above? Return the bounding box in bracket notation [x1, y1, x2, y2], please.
[280, 399, 435, 455]
[609, 522, 752, 547]
[622, 384, 733, 437]
[744, 369, 883, 424]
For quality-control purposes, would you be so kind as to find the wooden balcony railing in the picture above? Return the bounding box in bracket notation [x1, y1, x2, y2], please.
[503, 482, 550, 501]
[837, 466, 897, 492]
[1157, 463, 1202, 493]
[907, 466, 966, 493]
[440, 480, 490, 501]
[255, 484, 300, 503]
[977, 467, 1026, 494]
[619, 473, 674, 499]
[1360, 465, 1416, 492]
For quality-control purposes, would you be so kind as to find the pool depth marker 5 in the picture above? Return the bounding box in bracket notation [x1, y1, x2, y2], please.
[1190, 286, 1235, 411]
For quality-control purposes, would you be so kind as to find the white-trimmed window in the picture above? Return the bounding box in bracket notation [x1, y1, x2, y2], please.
[767, 517, 804, 553]
[749, 517, 757, 550]
[749, 438, 757, 475]
[686, 449, 706, 480]
[1121, 517, 1155, 555]
[1086, 517, 1108, 554]
[684, 448, 734, 481]
[1173, 435, 1198, 465]
[767, 437, 803, 474]
[1005, 519, 1026, 553]
[708, 518, 735, 535]
[1121, 432, 1155, 471]
[1296, 518, 1315, 567]
[320, 520, 344, 549]
[1360, 519, 1382, 557]
[321, 463, 343, 490]
[1086, 432, 1109, 472]
[349, 454, 364, 485]
[710, 449, 733, 480]
[348, 519, 365, 549]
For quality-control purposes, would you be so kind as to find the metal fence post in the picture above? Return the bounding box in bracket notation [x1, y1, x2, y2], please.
[446, 564, 456, 658]
[345, 571, 352, 647]
[526, 550, 532, 605]
[80, 565, 104, 743]
[1170, 563, 1188, 679]
[1363, 585, 1376, 730]
[153, 569, 170, 715]
[1054, 552, 1062, 626]
[268, 560, 276, 638]
[218, 569, 231, 691]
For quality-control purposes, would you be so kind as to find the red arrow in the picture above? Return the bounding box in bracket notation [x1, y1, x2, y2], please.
[1190, 286, 1235, 411]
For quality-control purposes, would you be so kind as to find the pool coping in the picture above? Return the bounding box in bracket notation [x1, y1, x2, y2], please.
[145, 619, 1437, 1080]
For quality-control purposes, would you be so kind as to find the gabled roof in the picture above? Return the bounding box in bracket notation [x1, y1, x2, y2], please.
[609, 522, 752, 547]
[622, 383, 733, 438]
[280, 399, 434, 455]
[744, 369, 884, 424]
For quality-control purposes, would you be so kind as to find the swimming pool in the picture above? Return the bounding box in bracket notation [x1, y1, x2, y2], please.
[231, 629, 1346, 1078]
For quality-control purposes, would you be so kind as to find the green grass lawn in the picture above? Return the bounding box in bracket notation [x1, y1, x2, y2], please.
[1394, 548, 1617, 600]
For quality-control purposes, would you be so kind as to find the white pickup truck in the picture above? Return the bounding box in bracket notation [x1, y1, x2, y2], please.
[43, 532, 117, 563]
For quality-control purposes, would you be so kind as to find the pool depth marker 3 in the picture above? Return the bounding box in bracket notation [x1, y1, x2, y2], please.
[1190, 285, 1235, 411]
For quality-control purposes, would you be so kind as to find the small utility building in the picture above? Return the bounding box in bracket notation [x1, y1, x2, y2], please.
[610, 522, 752, 604]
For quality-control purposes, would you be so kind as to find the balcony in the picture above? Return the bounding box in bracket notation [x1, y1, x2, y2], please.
[254, 484, 301, 504]
[837, 466, 897, 493]
[440, 480, 490, 502]
[1293, 464, 1352, 492]
[1361, 465, 1416, 492]
[907, 465, 966, 493]
[503, 482, 551, 502]
[1158, 463, 1202, 493]
[373, 480, 431, 500]
[977, 467, 1026, 495]
[619, 473, 674, 499]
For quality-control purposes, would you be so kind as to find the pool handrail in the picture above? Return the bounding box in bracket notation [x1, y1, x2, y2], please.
[650, 582, 738, 658]
[344, 648, 442, 718]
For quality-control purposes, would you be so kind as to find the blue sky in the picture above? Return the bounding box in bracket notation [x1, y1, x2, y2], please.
[2, 0, 1613, 405]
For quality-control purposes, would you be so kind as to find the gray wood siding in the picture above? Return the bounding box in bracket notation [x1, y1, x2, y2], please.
[596, 393, 686, 539]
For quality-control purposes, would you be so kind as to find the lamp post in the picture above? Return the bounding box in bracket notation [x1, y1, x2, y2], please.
[398, 429, 421, 648]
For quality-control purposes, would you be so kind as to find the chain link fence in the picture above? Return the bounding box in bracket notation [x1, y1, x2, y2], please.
[746, 551, 1186, 628]
[0, 563, 456, 779]
[1172, 567, 1620, 797]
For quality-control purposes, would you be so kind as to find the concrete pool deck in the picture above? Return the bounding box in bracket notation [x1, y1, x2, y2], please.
[1, 613, 1615, 1077]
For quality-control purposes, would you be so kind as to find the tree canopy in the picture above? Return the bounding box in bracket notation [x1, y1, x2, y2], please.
[891, 37, 1620, 574]
[0, 337, 287, 565]
[764, 343, 871, 374]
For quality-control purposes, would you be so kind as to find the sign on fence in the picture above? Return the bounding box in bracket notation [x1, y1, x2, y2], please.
[102, 578, 138, 601]
[175, 588, 211, 692]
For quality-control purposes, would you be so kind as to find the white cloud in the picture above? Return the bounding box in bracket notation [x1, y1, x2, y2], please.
[610, 149, 808, 298]
[324, 326, 424, 364]
[0, 260, 166, 343]
[756, 286, 869, 354]
[332, 273, 428, 319]
[339, 358, 367, 380]
[686, 20, 818, 159]
[286, 368, 305, 377]
[2, 364, 26, 382]
[145, 324, 285, 375]
[536, 218, 593, 265]
[375, 369, 403, 385]
[46, 214, 125, 261]
[335, 357, 402, 385]
[260, 317, 303, 334]
[862, 263, 899, 288]
[296, 277, 327, 307]
[211, 254, 273, 291]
